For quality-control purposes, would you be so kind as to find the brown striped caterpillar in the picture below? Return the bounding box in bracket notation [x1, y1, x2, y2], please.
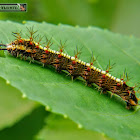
[0, 27, 139, 110]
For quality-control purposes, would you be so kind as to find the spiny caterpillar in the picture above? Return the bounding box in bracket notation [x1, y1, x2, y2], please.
[0, 27, 139, 110]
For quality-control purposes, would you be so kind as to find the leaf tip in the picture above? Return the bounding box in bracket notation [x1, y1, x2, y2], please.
[6, 80, 10, 85]
[75, 25, 79, 28]
[45, 105, 51, 111]
[58, 23, 62, 26]
[63, 114, 68, 119]
[22, 20, 26, 24]
[101, 132, 106, 137]
[88, 26, 92, 29]
[22, 93, 27, 98]
[77, 123, 83, 129]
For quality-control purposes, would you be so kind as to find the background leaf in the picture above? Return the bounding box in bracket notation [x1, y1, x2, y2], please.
[0, 108, 108, 140]
[0, 21, 140, 140]
[35, 113, 109, 140]
[0, 77, 37, 130]
[0, 106, 48, 140]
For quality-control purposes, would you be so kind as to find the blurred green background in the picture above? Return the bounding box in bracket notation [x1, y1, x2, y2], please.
[0, 0, 140, 140]
[0, 0, 140, 37]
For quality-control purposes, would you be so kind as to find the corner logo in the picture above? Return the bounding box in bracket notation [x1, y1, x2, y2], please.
[0, 3, 27, 12]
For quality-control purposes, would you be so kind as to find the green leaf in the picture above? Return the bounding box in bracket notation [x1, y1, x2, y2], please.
[0, 108, 108, 140]
[0, 20, 140, 140]
[35, 113, 109, 140]
[0, 77, 36, 130]
[0, 106, 48, 140]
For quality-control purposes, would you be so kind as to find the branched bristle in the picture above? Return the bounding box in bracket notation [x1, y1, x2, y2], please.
[33, 33, 39, 40]
[26, 26, 38, 41]
[121, 69, 131, 82]
[90, 52, 97, 65]
[59, 40, 67, 52]
[106, 60, 115, 73]
[12, 32, 21, 39]
[36, 35, 44, 45]
[44, 36, 53, 48]
[74, 46, 82, 59]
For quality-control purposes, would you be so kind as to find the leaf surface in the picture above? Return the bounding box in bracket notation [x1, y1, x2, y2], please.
[0, 21, 140, 140]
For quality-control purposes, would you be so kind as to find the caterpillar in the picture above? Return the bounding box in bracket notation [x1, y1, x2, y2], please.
[0, 27, 139, 110]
